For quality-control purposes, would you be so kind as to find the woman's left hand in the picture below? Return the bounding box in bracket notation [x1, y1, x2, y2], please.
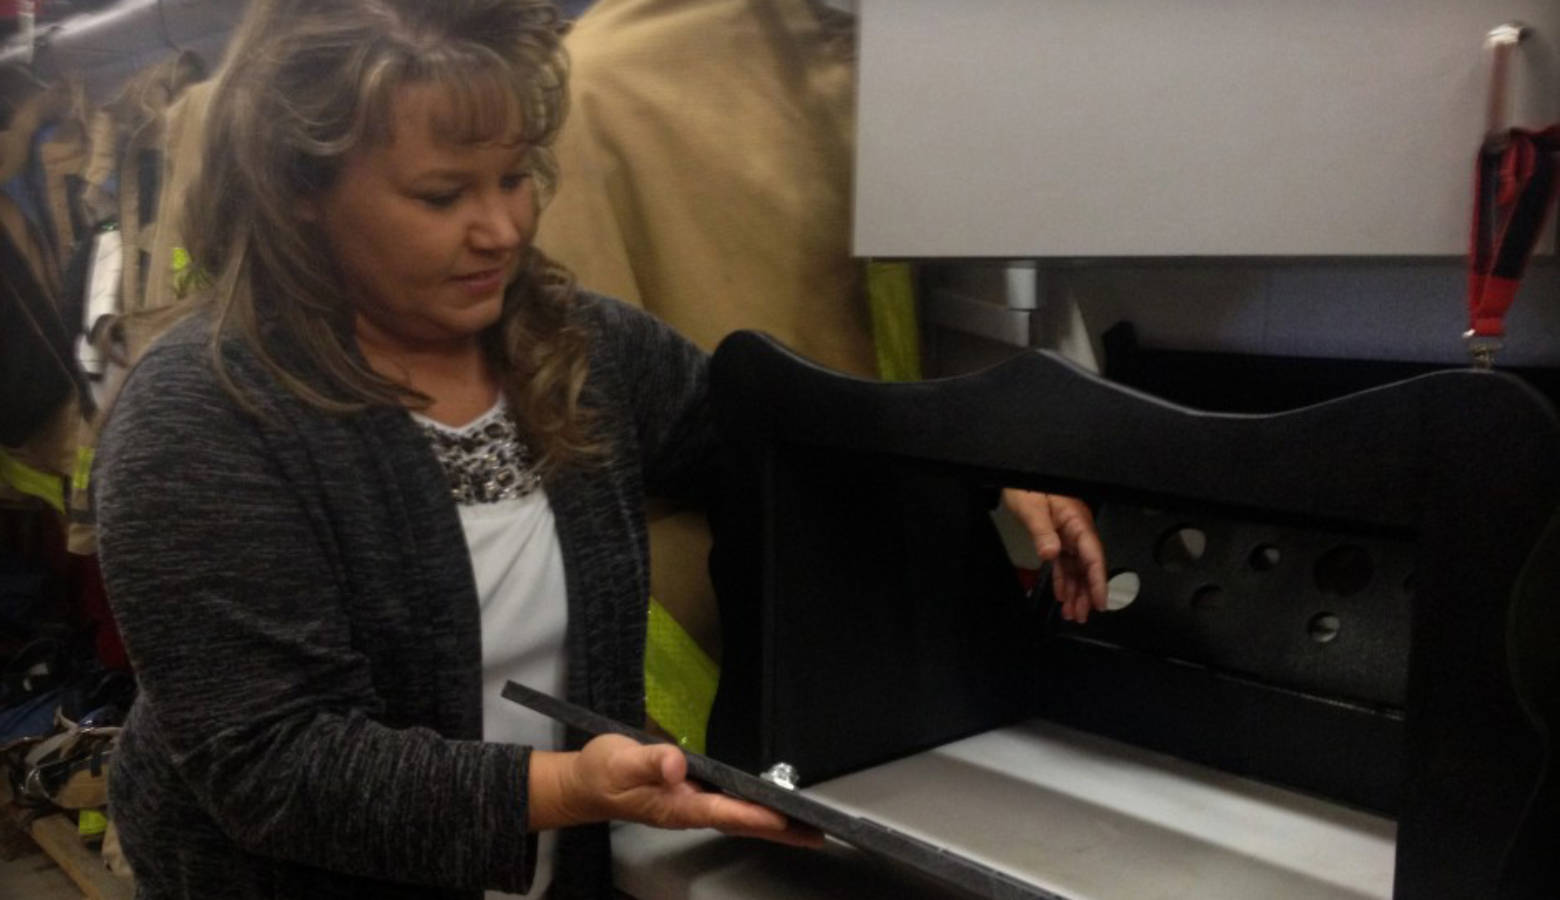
[1000, 489, 1108, 623]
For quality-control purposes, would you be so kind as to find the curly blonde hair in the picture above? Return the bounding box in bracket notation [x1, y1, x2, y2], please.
[183, 0, 601, 471]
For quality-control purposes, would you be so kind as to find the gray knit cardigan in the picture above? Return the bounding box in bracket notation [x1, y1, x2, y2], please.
[94, 294, 716, 899]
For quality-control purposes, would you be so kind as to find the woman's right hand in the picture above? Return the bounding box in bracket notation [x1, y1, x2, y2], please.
[529, 734, 824, 848]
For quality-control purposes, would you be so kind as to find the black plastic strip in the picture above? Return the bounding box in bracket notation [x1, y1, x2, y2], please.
[501, 680, 1062, 900]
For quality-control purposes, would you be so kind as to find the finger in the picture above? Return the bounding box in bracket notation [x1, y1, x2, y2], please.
[1057, 557, 1085, 613]
[673, 790, 792, 834]
[1003, 488, 1061, 561]
[1075, 578, 1093, 622]
[1050, 498, 1108, 609]
[722, 821, 829, 849]
[1060, 569, 1086, 624]
[1051, 561, 1076, 622]
[1070, 536, 1108, 613]
[609, 742, 685, 792]
[1050, 498, 1099, 554]
[1070, 528, 1108, 610]
[1075, 562, 1101, 620]
[1087, 555, 1108, 612]
[657, 744, 688, 787]
[1061, 558, 1087, 622]
[1050, 494, 1097, 529]
[1058, 559, 1092, 624]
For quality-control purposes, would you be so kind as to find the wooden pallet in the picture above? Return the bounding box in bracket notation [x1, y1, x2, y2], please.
[0, 771, 134, 899]
[28, 814, 133, 900]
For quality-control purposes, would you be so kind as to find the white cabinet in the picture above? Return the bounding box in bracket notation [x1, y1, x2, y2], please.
[853, 1, 1560, 257]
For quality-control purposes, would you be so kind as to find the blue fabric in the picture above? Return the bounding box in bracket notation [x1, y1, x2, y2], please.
[0, 687, 60, 744]
[3, 122, 57, 252]
[557, 0, 596, 18]
[0, 571, 47, 635]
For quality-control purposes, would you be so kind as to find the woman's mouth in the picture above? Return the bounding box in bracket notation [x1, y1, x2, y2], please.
[452, 268, 505, 296]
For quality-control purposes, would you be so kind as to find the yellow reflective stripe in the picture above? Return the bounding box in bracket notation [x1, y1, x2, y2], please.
[0, 449, 65, 513]
[644, 598, 719, 755]
[77, 809, 108, 837]
[72, 445, 95, 494]
[866, 260, 923, 383]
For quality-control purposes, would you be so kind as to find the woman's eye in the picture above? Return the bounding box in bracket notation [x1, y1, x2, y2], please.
[419, 190, 461, 209]
[500, 172, 531, 191]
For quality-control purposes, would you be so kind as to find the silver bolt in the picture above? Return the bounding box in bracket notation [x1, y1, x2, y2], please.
[760, 762, 800, 791]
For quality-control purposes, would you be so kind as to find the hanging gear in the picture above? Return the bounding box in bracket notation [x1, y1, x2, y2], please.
[1466, 126, 1560, 369]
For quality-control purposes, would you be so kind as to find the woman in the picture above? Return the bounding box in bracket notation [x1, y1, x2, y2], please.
[93, 1, 1107, 898]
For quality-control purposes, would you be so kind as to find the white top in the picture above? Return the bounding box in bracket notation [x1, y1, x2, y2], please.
[412, 399, 567, 899]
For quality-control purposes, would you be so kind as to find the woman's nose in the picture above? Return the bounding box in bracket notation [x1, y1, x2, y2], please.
[469, 192, 527, 251]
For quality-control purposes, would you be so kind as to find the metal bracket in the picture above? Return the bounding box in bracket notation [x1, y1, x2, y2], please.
[1464, 330, 1503, 370]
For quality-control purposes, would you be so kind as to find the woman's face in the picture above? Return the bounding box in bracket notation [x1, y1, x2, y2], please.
[308, 83, 537, 352]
